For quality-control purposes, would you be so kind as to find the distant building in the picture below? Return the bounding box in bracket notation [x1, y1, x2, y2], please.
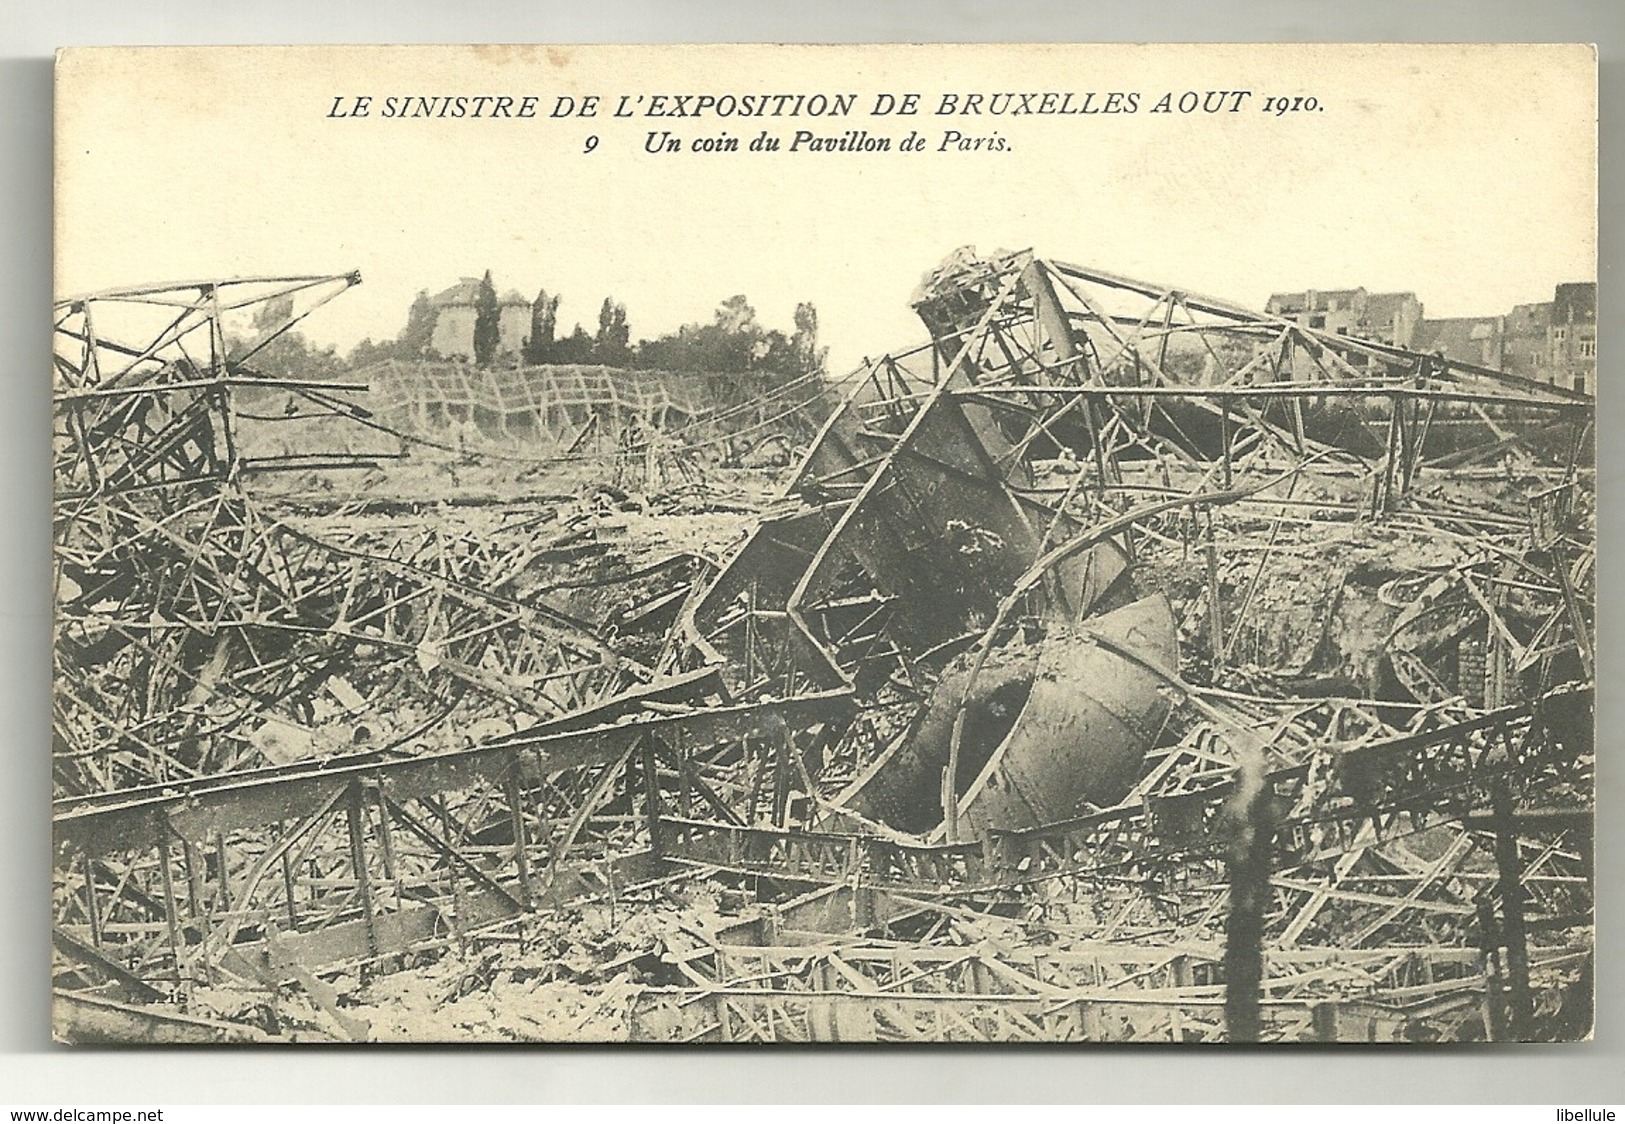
[1362, 291, 1426, 351]
[1264, 288, 1424, 354]
[1548, 282, 1596, 395]
[427, 278, 531, 360]
[1268, 281, 1595, 395]
[1414, 316, 1506, 369]
[1415, 282, 1594, 395]
[1501, 301, 1552, 380]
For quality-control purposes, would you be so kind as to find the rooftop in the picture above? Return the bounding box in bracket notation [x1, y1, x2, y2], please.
[429, 279, 532, 308]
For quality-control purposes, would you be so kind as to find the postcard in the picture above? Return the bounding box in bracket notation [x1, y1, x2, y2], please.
[51, 43, 1595, 1043]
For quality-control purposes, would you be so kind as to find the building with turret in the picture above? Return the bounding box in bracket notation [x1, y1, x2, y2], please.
[427, 278, 531, 360]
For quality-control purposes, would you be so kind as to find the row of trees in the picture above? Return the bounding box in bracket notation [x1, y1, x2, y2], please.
[343, 272, 828, 379]
[520, 287, 631, 367]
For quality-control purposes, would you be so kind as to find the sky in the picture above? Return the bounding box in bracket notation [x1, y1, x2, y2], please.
[54, 44, 1597, 375]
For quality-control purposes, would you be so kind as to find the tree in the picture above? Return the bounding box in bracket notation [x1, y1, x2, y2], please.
[595, 298, 631, 366]
[472, 270, 501, 367]
[236, 332, 345, 381]
[792, 301, 827, 375]
[523, 288, 560, 365]
[635, 295, 752, 372]
[252, 294, 296, 333]
[549, 324, 597, 365]
[633, 295, 818, 378]
[230, 292, 345, 381]
[715, 294, 754, 335]
[346, 336, 393, 369]
[345, 289, 439, 369]
[399, 290, 439, 360]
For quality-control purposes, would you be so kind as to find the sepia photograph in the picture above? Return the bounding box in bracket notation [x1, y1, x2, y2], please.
[49, 42, 1596, 1045]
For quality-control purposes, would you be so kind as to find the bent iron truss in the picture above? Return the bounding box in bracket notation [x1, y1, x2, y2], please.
[51, 254, 1593, 1042]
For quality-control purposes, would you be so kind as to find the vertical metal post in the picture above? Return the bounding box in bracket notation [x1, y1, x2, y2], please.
[213, 832, 232, 913]
[641, 737, 664, 856]
[1152, 295, 1175, 381]
[1392, 393, 1410, 500]
[1563, 416, 1589, 483]
[743, 736, 763, 825]
[743, 579, 757, 687]
[1204, 509, 1225, 674]
[770, 731, 792, 828]
[1223, 748, 1271, 1044]
[1412, 395, 1437, 486]
[677, 734, 692, 818]
[345, 781, 379, 959]
[207, 284, 239, 473]
[278, 822, 300, 927]
[533, 765, 552, 875]
[154, 812, 185, 982]
[433, 791, 466, 951]
[179, 836, 212, 979]
[1477, 898, 1507, 1042]
[505, 765, 535, 909]
[1399, 396, 1422, 495]
[372, 778, 404, 912]
[1491, 782, 1532, 1040]
[182, 840, 205, 920]
[1376, 394, 1400, 517]
[1082, 397, 1109, 493]
[1552, 543, 1594, 679]
[81, 852, 104, 949]
[1486, 557, 1510, 709]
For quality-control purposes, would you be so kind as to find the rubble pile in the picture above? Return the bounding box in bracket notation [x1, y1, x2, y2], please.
[51, 253, 1593, 1043]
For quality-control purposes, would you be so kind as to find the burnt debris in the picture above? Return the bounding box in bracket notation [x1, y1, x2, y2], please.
[51, 253, 1594, 1043]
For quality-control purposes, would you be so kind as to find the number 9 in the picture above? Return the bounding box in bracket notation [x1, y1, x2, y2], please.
[583, 135, 599, 154]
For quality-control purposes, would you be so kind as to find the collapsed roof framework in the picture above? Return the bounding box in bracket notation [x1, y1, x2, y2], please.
[50, 254, 1594, 1043]
[53, 275, 646, 796]
[355, 358, 821, 466]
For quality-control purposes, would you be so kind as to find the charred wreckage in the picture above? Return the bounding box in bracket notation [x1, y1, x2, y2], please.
[51, 251, 1594, 1043]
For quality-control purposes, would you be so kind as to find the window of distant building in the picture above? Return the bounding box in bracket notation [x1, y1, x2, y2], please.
[1575, 375, 1587, 394]
[1554, 326, 1567, 342]
[1580, 338, 1596, 358]
[1310, 315, 1326, 329]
